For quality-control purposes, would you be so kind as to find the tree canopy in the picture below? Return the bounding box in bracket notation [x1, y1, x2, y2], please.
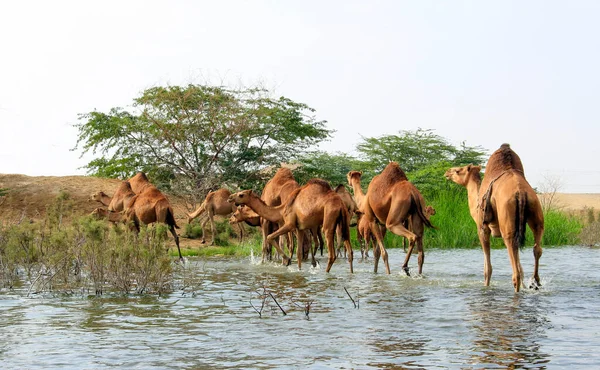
[74, 84, 331, 196]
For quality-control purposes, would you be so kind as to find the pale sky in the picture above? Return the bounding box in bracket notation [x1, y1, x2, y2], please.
[1, 1, 599, 193]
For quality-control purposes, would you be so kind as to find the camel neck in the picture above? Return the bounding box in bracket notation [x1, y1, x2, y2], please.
[100, 194, 112, 207]
[466, 176, 481, 222]
[246, 197, 283, 223]
[350, 179, 365, 204]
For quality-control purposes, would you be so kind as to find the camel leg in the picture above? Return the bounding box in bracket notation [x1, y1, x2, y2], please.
[344, 240, 354, 274]
[405, 217, 425, 275]
[266, 223, 295, 266]
[386, 220, 416, 276]
[237, 222, 244, 244]
[260, 219, 270, 262]
[200, 216, 210, 244]
[309, 228, 319, 267]
[336, 225, 344, 258]
[169, 224, 182, 260]
[478, 226, 493, 286]
[208, 211, 218, 246]
[504, 236, 523, 293]
[318, 229, 324, 256]
[528, 218, 544, 288]
[323, 226, 337, 273]
[370, 221, 390, 274]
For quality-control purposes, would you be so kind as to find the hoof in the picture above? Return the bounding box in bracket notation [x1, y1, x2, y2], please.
[403, 266, 411, 276]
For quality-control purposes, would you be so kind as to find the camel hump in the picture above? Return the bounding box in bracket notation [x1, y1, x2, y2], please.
[306, 178, 332, 190]
[381, 162, 408, 183]
[485, 144, 525, 177]
[334, 184, 347, 193]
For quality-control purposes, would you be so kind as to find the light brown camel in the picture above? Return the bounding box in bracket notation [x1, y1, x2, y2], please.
[90, 207, 123, 223]
[259, 168, 301, 261]
[187, 188, 244, 245]
[347, 170, 385, 258]
[90, 191, 112, 207]
[334, 184, 358, 257]
[229, 179, 354, 273]
[115, 173, 182, 260]
[229, 205, 261, 227]
[445, 144, 544, 292]
[361, 162, 434, 275]
[107, 181, 137, 214]
[402, 205, 436, 251]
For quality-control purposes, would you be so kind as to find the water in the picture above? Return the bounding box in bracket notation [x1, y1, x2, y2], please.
[1, 246, 600, 369]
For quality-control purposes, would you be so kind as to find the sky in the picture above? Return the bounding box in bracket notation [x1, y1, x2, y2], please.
[1, 1, 599, 193]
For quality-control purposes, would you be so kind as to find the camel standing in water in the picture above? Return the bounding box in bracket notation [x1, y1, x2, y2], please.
[259, 168, 301, 261]
[347, 170, 386, 259]
[445, 144, 543, 292]
[116, 173, 182, 260]
[187, 188, 244, 245]
[229, 179, 354, 273]
[360, 162, 434, 275]
[334, 184, 358, 257]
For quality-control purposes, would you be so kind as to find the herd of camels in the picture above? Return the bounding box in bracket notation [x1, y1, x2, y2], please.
[89, 144, 544, 292]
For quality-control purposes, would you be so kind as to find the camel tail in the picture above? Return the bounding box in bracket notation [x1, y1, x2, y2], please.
[412, 193, 435, 229]
[167, 207, 180, 229]
[336, 207, 351, 242]
[514, 192, 527, 250]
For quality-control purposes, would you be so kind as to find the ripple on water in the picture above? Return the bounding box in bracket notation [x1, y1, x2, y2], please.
[1, 247, 600, 368]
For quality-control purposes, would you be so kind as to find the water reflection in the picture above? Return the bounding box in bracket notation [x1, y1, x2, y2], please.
[466, 288, 552, 368]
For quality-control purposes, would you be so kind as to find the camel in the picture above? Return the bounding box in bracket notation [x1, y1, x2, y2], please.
[258, 168, 301, 261]
[114, 173, 182, 260]
[347, 170, 385, 258]
[229, 205, 261, 227]
[187, 188, 244, 245]
[361, 162, 434, 275]
[90, 191, 112, 207]
[402, 205, 436, 251]
[444, 144, 544, 292]
[229, 179, 354, 273]
[107, 181, 137, 214]
[334, 184, 358, 257]
[90, 207, 123, 223]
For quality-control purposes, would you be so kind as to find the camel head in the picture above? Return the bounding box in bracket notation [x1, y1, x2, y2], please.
[228, 190, 254, 206]
[229, 205, 259, 224]
[89, 191, 106, 203]
[346, 171, 362, 186]
[444, 165, 481, 187]
[425, 205, 436, 217]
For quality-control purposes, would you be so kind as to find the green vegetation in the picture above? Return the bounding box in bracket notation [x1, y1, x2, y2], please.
[0, 193, 173, 295]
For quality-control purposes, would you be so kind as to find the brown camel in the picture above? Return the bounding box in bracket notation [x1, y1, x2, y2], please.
[187, 188, 244, 245]
[107, 181, 137, 214]
[229, 179, 354, 273]
[90, 191, 112, 207]
[334, 184, 358, 257]
[445, 144, 543, 292]
[115, 173, 182, 260]
[259, 168, 301, 261]
[347, 171, 385, 258]
[229, 205, 261, 227]
[402, 205, 436, 251]
[90, 207, 123, 223]
[361, 162, 434, 275]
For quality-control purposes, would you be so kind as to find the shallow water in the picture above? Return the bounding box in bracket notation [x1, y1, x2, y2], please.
[1, 246, 600, 369]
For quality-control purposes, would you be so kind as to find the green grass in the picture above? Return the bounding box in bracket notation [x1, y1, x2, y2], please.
[172, 189, 585, 259]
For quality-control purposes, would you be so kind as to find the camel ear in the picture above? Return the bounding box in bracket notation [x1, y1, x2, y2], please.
[359, 171, 363, 175]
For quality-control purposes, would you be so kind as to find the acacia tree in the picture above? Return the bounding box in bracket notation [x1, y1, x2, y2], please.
[73, 84, 331, 199]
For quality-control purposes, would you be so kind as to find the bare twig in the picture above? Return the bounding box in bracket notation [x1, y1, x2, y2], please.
[344, 287, 358, 309]
[268, 291, 287, 316]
